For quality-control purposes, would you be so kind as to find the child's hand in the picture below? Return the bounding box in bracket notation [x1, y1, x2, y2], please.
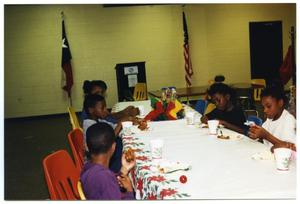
[120, 152, 136, 175]
[271, 142, 296, 153]
[129, 107, 140, 117]
[248, 125, 268, 140]
[218, 120, 228, 127]
[117, 175, 133, 192]
[201, 115, 208, 124]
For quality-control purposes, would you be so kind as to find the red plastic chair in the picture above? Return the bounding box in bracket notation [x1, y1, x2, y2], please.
[42, 150, 80, 200]
[68, 128, 85, 171]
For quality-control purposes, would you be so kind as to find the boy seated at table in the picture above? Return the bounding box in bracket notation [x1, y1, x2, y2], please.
[81, 122, 136, 200]
[82, 80, 139, 120]
[248, 86, 296, 153]
[201, 83, 248, 134]
[83, 94, 137, 173]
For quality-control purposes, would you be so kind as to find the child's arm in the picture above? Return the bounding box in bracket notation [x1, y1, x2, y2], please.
[248, 125, 296, 152]
[111, 106, 139, 120]
[120, 152, 136, 176]
[219, 120, 245, 135]
[114, 116, 138, 136]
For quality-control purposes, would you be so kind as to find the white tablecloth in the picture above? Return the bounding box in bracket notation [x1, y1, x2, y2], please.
[133, 119, 296, 199]
[122, 121, 296, 199]
[114, 102, 296, 199]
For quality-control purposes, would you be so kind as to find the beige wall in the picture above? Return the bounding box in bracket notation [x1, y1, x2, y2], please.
[4, 4, 296, 118]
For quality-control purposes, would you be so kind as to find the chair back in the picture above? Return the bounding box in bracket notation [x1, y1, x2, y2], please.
[194, 99, 208, 115]
[133, 83, 147, 101]
[77, 181, 86, 200]
[42, 150, 80, 200]
[247, 115, 263, 126]
[244, 109, 259, 118]
[68, 128, 85, 171]
[68, 107, 82, 130]
[251, 79, 266, 101]
[251, 79, 266, 87]
[204, 103, 216, 115]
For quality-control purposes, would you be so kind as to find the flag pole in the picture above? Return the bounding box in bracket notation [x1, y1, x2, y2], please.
[69, 95, 73, 106]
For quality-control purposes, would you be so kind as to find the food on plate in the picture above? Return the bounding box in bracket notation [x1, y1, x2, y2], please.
[159, 168, 165, 174]
[217, 135, 230, 140]
[124, 148, 135, 162]
[179, 175, 187, 184]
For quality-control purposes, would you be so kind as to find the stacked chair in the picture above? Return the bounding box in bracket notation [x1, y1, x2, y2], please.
[133, 83, 147, 101]
[42, 108, 86, 200]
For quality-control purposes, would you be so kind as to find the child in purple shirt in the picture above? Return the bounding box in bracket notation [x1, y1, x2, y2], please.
[80, 122, 136, 200]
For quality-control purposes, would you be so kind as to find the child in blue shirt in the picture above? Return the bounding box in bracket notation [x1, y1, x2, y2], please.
[83, 94, 136, 173]
[82, 80, 139, 120]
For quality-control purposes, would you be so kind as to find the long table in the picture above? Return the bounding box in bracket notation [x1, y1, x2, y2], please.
[148, 83, 253, 100]
[119, 116, 296, 199]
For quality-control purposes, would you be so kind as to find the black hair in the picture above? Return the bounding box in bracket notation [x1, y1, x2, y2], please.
[83, 94, 105, 116]
[207, 83, 236, 104]
[214, 75, 225, 83]
[86, 122, 116, 156]
[261, 85, 287, 104]
[94, 80, 107, 91]
[83, 80, 107, 95]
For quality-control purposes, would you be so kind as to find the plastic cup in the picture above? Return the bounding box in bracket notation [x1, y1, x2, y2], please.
[207, 120, 219, 135]
[150, 139, 164, 160]
[274, 148, 292, 171]
[194, 115, 201, 125]
[186, 111, 195, 125]
[122, 121, 133, 135]
[137, 105, 145, 116]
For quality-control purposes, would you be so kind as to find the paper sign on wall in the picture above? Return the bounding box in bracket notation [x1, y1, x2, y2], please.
[128, 74, 138, 87]
[124, 66, 138, 75]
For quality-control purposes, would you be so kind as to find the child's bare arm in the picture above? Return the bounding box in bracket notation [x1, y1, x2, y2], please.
[219, 120, 245, 135]
[249, 125, 296, 152]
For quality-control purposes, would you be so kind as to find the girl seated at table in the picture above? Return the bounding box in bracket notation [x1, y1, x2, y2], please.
[201, 83, 248, 134]
[248, 86, 296, 153]
[81, 122, 135, 200]
[82, 80, 138, 120]
[83, 94, 136, 173]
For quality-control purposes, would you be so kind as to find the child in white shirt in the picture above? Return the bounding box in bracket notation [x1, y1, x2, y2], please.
[248, 86, 296, 152]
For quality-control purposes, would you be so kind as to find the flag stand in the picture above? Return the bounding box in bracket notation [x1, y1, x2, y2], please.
[69, 95, 73, 107]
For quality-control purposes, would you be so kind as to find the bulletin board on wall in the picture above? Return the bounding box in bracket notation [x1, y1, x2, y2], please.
[115, 61, 147, 101]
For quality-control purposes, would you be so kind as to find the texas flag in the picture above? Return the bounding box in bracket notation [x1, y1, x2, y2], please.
[61, 19, 73, 97]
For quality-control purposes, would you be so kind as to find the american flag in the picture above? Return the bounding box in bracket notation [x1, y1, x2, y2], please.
[183, 12, 193, 86]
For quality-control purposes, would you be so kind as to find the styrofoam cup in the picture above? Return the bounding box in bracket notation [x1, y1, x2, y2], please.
[150, 139, 164, 160]
[137, 105, 145, 116]
[208, 120, 219, 135]
[274, 148, 292, 171]
[186, 111, 195, 125]
[122, 121, 133, 135]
